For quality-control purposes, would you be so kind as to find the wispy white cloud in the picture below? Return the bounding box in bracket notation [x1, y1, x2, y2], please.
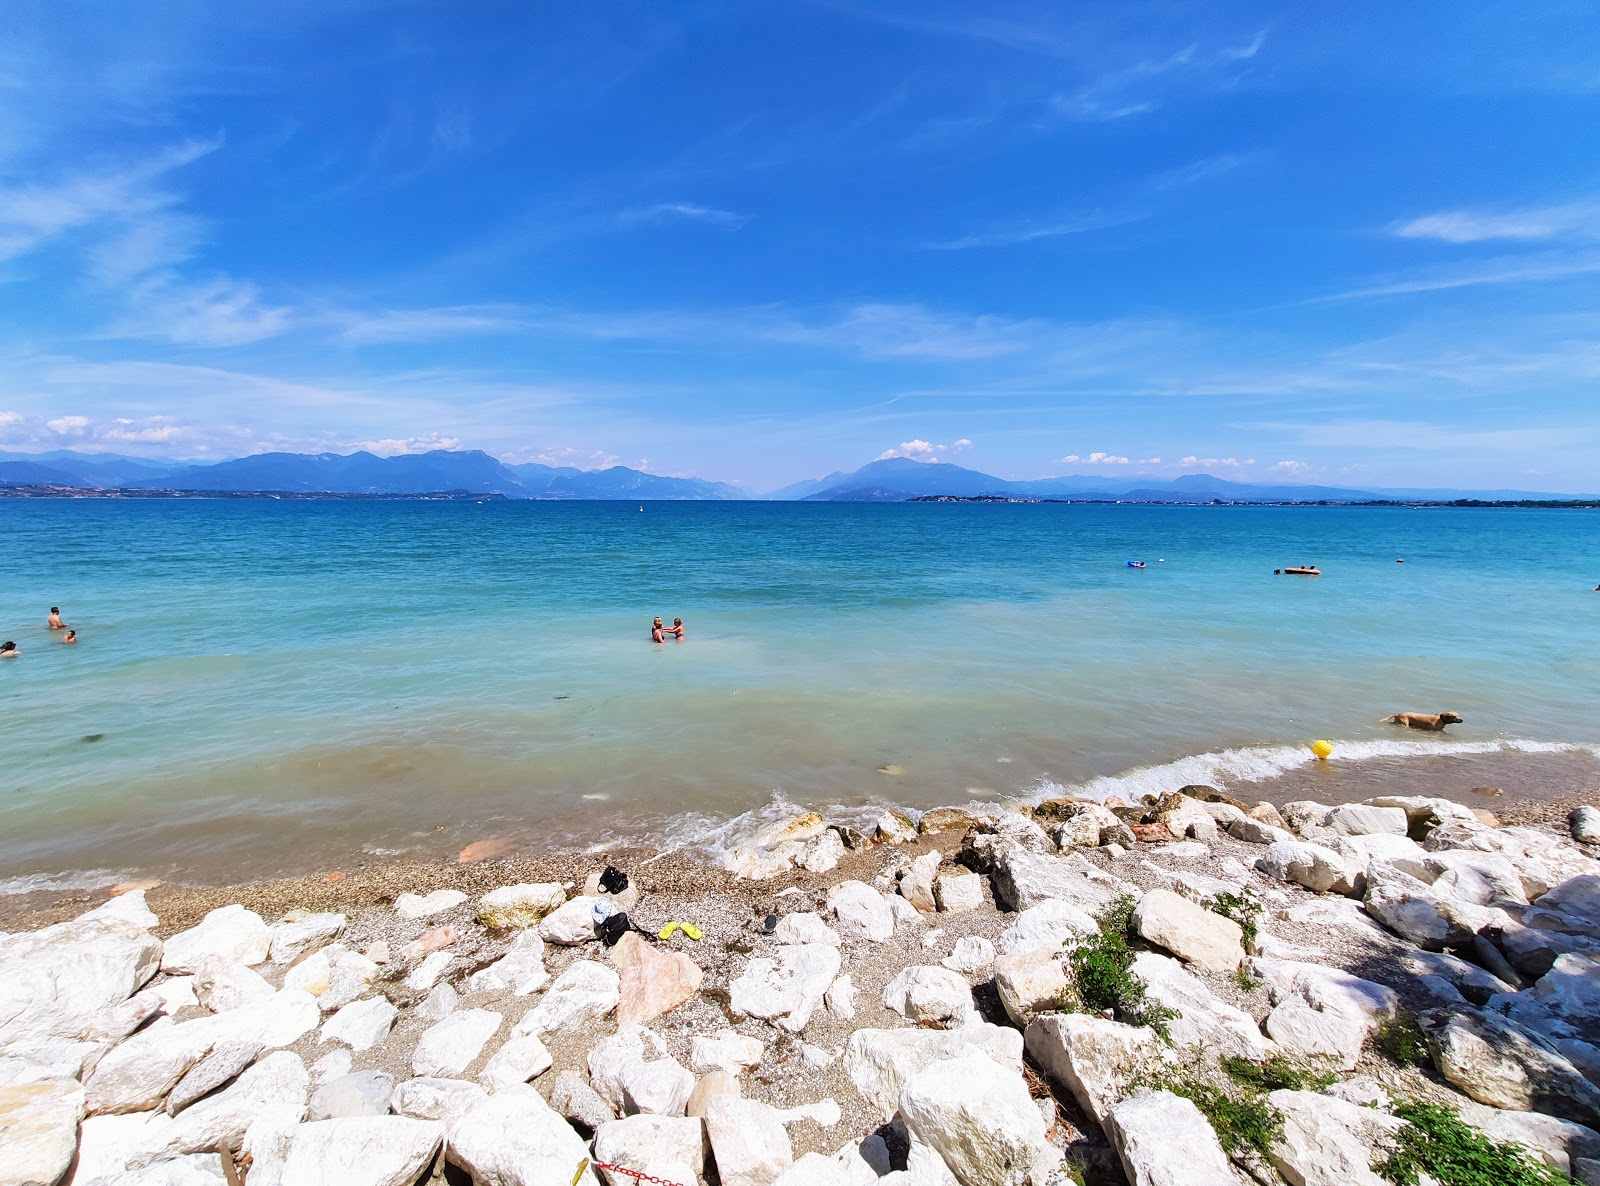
[337, 305, 527, 344]
[620, 202, 751, 229]
[1050, 31, 1267, 122]
[1326, 251, 1600, 300]
[925, 209, 1144, 251]
[502, 445, 622, 470]
[877, 436, 972, 461]
[1394, 202, 1600, 243]
[353, 432, 462, 457]
[1179, 455, 1251, 467]
[107, 275, 292, 347]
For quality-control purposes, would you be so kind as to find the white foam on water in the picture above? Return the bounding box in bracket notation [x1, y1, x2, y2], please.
[1024, 737, 1600, 806]
[0, 868, 123, 897]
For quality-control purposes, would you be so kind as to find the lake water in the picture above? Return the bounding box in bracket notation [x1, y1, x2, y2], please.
[2, 500, 1597, 887]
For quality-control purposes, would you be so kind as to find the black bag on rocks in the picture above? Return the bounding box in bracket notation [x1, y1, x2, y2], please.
[599, 865, 630, 894]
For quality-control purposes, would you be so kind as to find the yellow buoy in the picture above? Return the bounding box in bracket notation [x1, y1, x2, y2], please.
[1311, 739, 1334, 761]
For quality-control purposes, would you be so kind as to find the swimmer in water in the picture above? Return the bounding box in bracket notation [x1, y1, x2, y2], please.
[63, 630, 77, 644]
[0, 641, 18, 658]
[47, 607, 67, 630]
[668, 617, 684, 639]
[651, 616, 666, 643]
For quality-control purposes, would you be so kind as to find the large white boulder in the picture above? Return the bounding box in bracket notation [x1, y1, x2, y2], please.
[1105, 1089, 1238, 1186]
[593, 1114, 705, 1186]
[992, 950, 1069, 1028]
[1257, 841, 1357, 895]
[1573, 807, 1600, 846]
[0, 1078, 84, 1186]
[448, 1092, 600, 1186]
[987, 845, 1125, 913]
[1132, 890, 1244, 971]
[587, 1028, 695, 1117]
[691, 1030, 765, 1078]
[161, 906, 271, 974]
[1421, 1008, 1600, 1128]
[1023, 1014, 1162, 1127]
[774, 913, 841, 947]
[390, 1076, 488, 1127]
[703, 1097, 793, 1186]
[827, 882, 895, 943]
[730, 944, 841, 1033]
[308, 1070, 393, 1120]
[86, 1019, 215, 1115]
[476, 883, 567, 930]
[193, 957, 275, 1014]
[1364, 861, 1508, 950]
[480, 1034, 553, 1091]
[465, 930, 549, 996]
[995, 900, 1099, 957]
[935, 870, 984, 914]
[267, 913, 345, 965]
[539, 896, 601, 946]
[167, 1041, 263, 1115]
[170, 1050, 308, 1155]
[845, 1023, 1023, 1122]
[511, 961, 619, 1040]
[898, 1054, 1056, 1186]
[61, 1109, 179, 1185]
[881, 967, 973, 1028]
[1268, 1089, 1405, 1186]
[280, 1116, 444, 1186]
[1326, 804, 1408, 837]
[1131, 952, 1272, 1062]
[898, 853, 942, 914]
[0, 917, 162, 1051]
[942, 936, 995, 975]
[394, 890, 466, 920]
[319, 997, 396, 1052]
[412, 1009, 502, 1078]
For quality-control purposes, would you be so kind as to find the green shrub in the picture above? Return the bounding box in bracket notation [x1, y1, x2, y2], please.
[1207, 890, 1261, 946]
[1067, 895, 1178, 1038]
[1375, 1011, 1431, 1067]
[1165, 1078, 1284, 1160]
[1233, 965, 1261, 993]
[1378, 1102, 1573, 1186]
[1222, 1055, 1336, 1093]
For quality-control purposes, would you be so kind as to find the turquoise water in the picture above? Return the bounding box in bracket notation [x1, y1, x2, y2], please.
[2, 500, 1597, 884]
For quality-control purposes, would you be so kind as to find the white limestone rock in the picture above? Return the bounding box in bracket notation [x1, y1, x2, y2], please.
[81, 889, 160, 931]
[828, 882, 895, 943]
[448, 1091, 601, 1186]
[934, 869, 983, 913]
[1256, 840, 1357, 895]
[170, 1050, 308, 1156]
[1268, 1088, 1405, 1186]
[1228, 817, 1295, 846]
[161, 906, 270, 975]
[1326, 804, 1408, 837]
[1131, 952, 1272, 1062]
[1023, 1014, 1163, 1127]
[539, 895, 601, 946]
[0, 1078, 84, 1186]
[548, 1071, 616, 1133]
[403, 950, 454, 992]
[1132, 889, 1244, 971]
[390, 1076, 488, 1127]
[85, 1019, 214, 1115]
[992, 950, 1069, 1029]
[1573, 807, 1600, 846]
[691, 1030, 765, 1078]
[1421, 1008, 1600, 1128]
[267, 913, 345, 965]
[775, 913, 841, 947]
[475, 882, 567, 930]
[703, 1097, 794, 1186]
[191, 958, 275, 1015]
[882, 966, 973, 1028]
[593, 1114, 705, 1186]
[800, 830, 847, 875]
[394, 890, 466, 920]
[825, 975, 857, 1021]
[898, 853, 942, 914]
[166, 1041, 263, 1116]
[587, 1029, 695, 1117]
[308, 1070, 394, 1120]
[280, 1115, 444, 1186]
[774, 1153, 857, 1186]
[0, 916, 162, 1051]
[319, 997, 396, 1052]
[1105, 1088, 1238, 1186]
[419, 982, 460, 1022]
[479, 1034, 553, 1091]
[942, 936, 995, 975]
[315, 949, 382, 1014]
[730, 943, 842, 1033]
[1265, 994, 1367, 1069]
[62, 1110, 181, 1184]
[987, 844, 1126, 914]
[899, 1053, 1057, 1186]
[1364, 861, 1509, 950]
[995, 899, 1099, 957]
[845, 1023, 1024, 1122]
[412, 1009, 502, 1078]
[511, 960, 619, 1040]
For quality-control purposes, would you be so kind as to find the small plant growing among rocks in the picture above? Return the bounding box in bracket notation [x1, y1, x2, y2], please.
[1375, 1010, 1431, 1067]
[1066, 895, 1178, 1037]
[1378, 1101, 1573, 1186]
[1207, 890, 1261, 946]
[1222, 1054, 1336, 1093]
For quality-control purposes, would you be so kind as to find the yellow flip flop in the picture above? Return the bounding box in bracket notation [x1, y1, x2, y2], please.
[679, 922, 703, 941]
[657, 921, 680, 940]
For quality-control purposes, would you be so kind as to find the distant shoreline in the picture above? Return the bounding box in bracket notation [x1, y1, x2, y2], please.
[907, 494, 1600, 509]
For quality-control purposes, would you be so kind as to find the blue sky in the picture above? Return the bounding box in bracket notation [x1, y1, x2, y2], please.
[2, 2, 1598, 492]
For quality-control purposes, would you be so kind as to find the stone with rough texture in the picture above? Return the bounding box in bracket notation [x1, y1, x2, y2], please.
[899, 1053, 1056, 1186]
[511, 960, 620, 1039]
[1457, 1102, 1600, 1177]
[193, 957, 275, 1013]
[1574, 807, 1600, 846]
[412, 1009, 502, 1078]
[403, 950, 454, 992]
[320, 996, 396, 1052]
[548, 1071, 614, 1133]
[1132, 889, 1244, 971]
[480, 1034, 552, 1091]
[1228, 817, 1295, 846]
[1256, 841, 1357, 895]
[1421, 1008, 1600, 1128]
[449, 1092, 600, 1186]
[827, 881, 895, 942]
[992, 950, 1069, 1028]
[825, 975, 856, 1021]
[395, 890, 466, 920]
[161, 906, 271, 974]
[475, 883, 566, 930]
[1364, 861, 1503, 950]
[1268, 1089, 1405, 1186]
[0, 917, 162, 1050]
[281, 1116, 443, 1186]
[704, 1097, 794, 1186]
[308, 1070, 394, 1120]
[882, 966, 973, 1028]
[876, 811, 919, 845]
[691, 1030, 765, 1078]
[82, 889, 160, 931]
[588, 1029, 696, 1117]
[268, 913, 345, 964]
[987, 844, 1125, 914]
[85, 1021, 215, 1115]
[465, 931, 549, 996]
[730, 943, 841, 1033]
[1024, 1015, 1162, 1127]
[314, 949, 381, 1013]
[390, 1076, 488, 1127]
[0, 1078, 83, 1186]
[539, 896, 600, 945]
[1131, 953, 1272, 1062]
[800, 830, 847, 874]
[170, 1050, 308, 1155]
[419, 981, 460, 1022]
[1326, 804, 1408, 837]
[1106, 1089, 1238, 1186]
[995, 899, 1099, 957]
[611, 932, 703, 1029]
[845, 1023, 1024, 1122]
[774, 913, 840, 946]
[934, 870, 983, 914]
[773, 1153, 856, 1186]
[594, 1114, 705, 1186]
[942, 936, 995, 975]
[687, 1068, 741, 1118]
[166, 1041, 262, 1116]
[1265, 995, 1366, 1069]
[899, 853, 942, 913]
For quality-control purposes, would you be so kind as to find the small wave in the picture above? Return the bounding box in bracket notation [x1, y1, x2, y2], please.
[1026, 737, 1600, 806]
[0, 868, 123, 897]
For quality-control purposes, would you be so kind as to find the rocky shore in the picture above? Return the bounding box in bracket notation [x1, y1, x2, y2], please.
[3, 787, 1599, 1186]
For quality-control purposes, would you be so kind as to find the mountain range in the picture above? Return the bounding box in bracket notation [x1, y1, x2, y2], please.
[0, 449, 1584, 502]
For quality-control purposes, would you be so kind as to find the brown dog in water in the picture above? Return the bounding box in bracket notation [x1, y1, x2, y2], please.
[1381, 711, 1464, 732]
